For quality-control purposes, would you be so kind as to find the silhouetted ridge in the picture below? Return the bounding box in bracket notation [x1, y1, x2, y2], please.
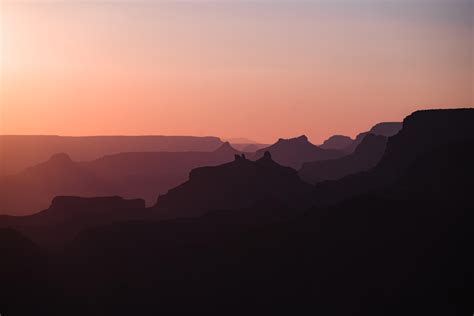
[320, 135, 354, 151]
[254, 135, 344, 169]
[155, 151, 311, 218]
[28, 153, 76, 171]
[277, 135, 309, 143]
[379, 109, 474, 169]
[1, 143, 241, 215]
[369, 122, 402, 136]
[49, 196, 145, 212]
[56, 135, 473, 315]
[343, 122, 402, 153]
[311, 108, 474, 206]
[48, 153, 74, 164]
[213, 141, 240, 155]
[0, 135, 225, 176]
[300, 134, 387, 183]
[0, 196, 148, 247]
[2, 109, 473, 316]
[0, 155, 114, 215]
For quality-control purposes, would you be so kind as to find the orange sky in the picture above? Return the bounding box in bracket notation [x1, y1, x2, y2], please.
[1, 1, 472, 143]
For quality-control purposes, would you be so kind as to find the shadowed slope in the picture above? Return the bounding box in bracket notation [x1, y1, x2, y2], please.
[342, 121, 402, 153]
[300, 134, 387, 183]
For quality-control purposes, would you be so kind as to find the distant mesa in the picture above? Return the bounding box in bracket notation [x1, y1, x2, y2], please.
[0, 153, 114, 215]
[254, 135, 345, 169]
[49, 196, 145, 213]
[0, 135, 224, 176]
[369, 122, 403, 137]
[0, 143, 241, 216]
[343, 122, 402, 153]
[0, 196, 147, 246]
[300, 134, 388, 184]
[48, 153, 74, 164]
[155, 150, 312, 218]
[31, 152, 76, 171]
[276, 135, 309, 143]
[33, 196, 146, 227]
[319, 135, 354, 151]
[213, 142, 241, 155]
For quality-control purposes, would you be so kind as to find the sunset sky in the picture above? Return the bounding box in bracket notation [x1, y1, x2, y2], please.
[1, 0, 472, 143]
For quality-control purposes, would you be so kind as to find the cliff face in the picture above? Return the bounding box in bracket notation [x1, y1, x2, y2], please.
[379, 109, 474, 171]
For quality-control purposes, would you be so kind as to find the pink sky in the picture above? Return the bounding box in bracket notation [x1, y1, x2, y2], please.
[1, 1, 472, 143]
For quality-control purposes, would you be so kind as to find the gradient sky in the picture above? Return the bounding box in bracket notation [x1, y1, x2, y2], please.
[1, 0, 472, 143]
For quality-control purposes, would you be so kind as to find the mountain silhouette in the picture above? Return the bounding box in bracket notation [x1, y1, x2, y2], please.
[53, 132, 473, 315]
[378, 110, 472, 170]
[84, 142, 241, 206]
[310, 109, 474, 206]
[1, 108, 472, 316]
[253, 135, 344, 169]
[0, 153, 114, 215]
[155, 151, 312, 218]
[343, 121, 402, 153]
[0, 143, 240, 215]
[319, 135, 354, 151]
[0, 135, 224, 176]
[369, 122, 403, 136]
[0, 196, 147, 247]
[300, 134, 387, 184]
[212, 141, 241, 155]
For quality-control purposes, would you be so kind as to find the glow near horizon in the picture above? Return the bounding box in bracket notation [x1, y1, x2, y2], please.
[0, 1, 472, 143]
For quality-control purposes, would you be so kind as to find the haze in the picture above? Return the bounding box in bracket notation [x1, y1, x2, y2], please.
[1, 0, 472, 143]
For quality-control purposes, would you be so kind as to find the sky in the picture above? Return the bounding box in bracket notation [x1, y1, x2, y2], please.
[0, 0, 472, 144]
